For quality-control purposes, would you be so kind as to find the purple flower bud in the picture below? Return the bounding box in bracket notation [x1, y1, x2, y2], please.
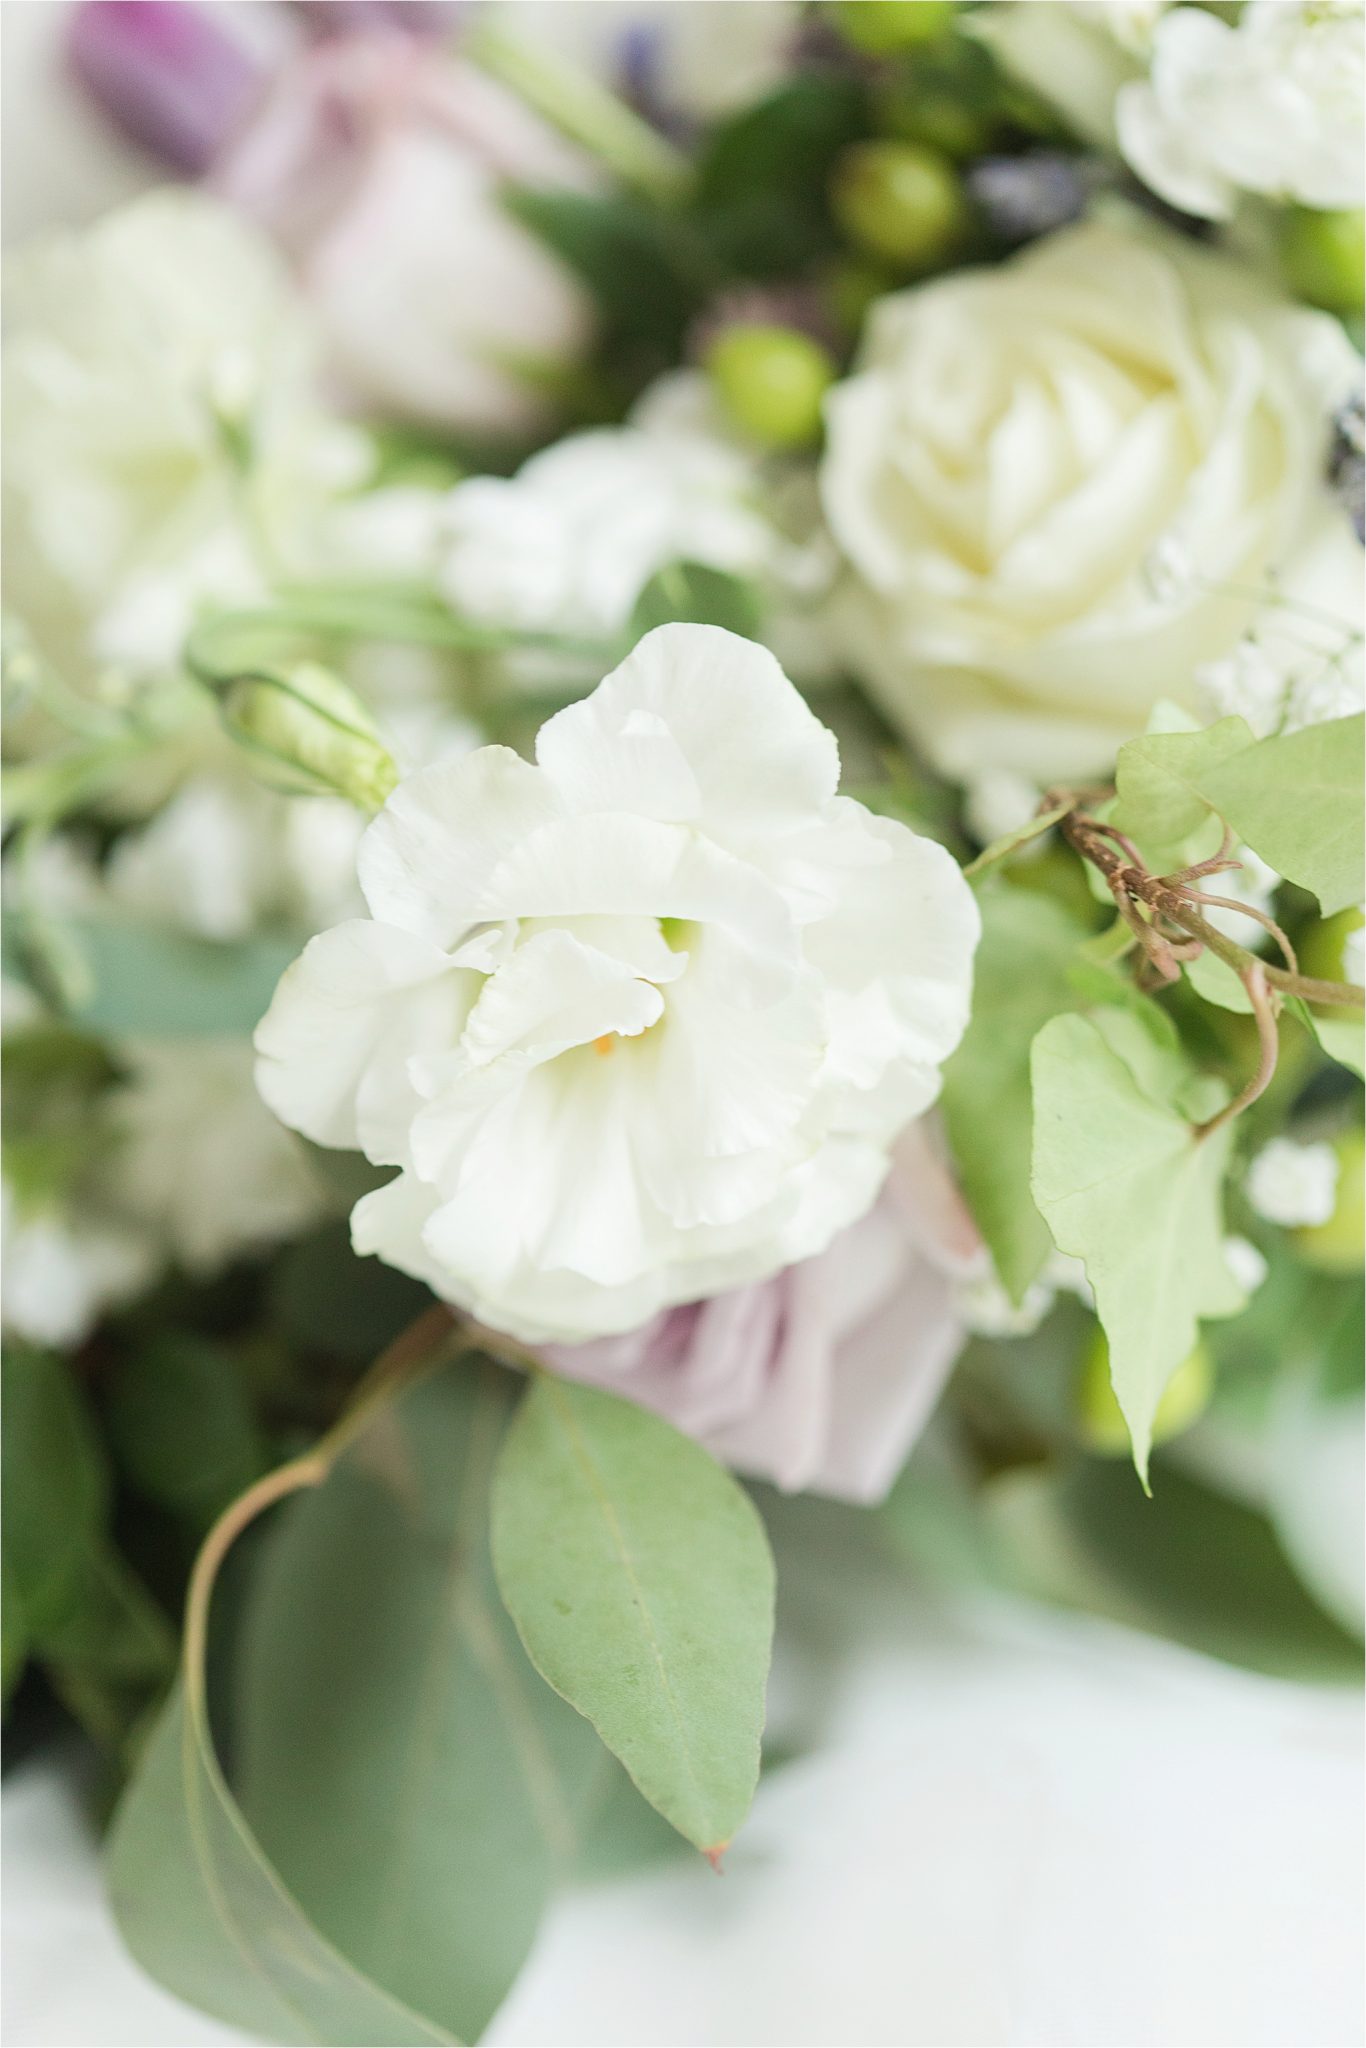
[68, 1, 265, 176]
[966, 152, 1093, 249]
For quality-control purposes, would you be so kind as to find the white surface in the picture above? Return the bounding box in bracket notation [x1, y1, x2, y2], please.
[4, 1593, 1363, 2048]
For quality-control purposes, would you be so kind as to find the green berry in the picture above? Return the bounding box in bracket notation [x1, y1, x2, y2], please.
[828, 1, 957, 55]
[832, 140, 969, 272]
[1294, 1129, 1365, 1274]
[1076, 1329, 1213, 1457]
[874, 79, 994, 162]
[1281, 208, 1365, 318]
[705, 324, 836, 450]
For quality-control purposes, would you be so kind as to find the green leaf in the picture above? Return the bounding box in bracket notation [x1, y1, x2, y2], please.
[1293, 998, 1366, 1079]
[962, 801, 1069, 879]
[940, 887, 1091, 1302]
[1112, 715, 1255, 860]
[628, 561, 764, 642]
[267, 1218, 437, 1362]
[987, 1456, 1363, 1682]
[106, 1312, 476, 2046]
[1196, 716, 1365, 916]
[105, 1335, 267, 1527]
[41, 1548, 177, 1759]
[491, 1376, 774, 1856]
[1031, 1014, 1244, 1484]
[109, 1687, 456, 2046]
[1, 1345, 108, 1639]
[503, 188, 705, 350]
[693, 75, 869, 276]
[235, 1363, 605, 2044]
[2, 1545, 28, 1706]
[51, 916, 298, 1037]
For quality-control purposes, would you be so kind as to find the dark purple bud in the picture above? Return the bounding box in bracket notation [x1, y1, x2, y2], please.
[1330, 392, 1365, 545]
[68, 1, 265, 176]
[966, 152, 1093, 249]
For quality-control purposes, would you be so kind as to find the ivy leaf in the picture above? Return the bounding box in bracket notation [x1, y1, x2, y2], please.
[1112, 715, 1255, 860]
[1196, 716, 1365, 916]
[940, 887, 1091, 1302]
[491, 1376, 775, 1858]
[1031, 1014, 1244, 1485]
[1286, 996, 1366, 1079]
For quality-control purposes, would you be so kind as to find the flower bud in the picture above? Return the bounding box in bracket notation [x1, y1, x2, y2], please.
[827, 1, 957, 55]
[1294, 1131, 1365, 1275]
[704, 323, 836, 451]
[1280, 208, 1365, 319]
[219, 661, 398, 811]
[1076, 1329, 1212, 1457]
[832, 140, 969, 272]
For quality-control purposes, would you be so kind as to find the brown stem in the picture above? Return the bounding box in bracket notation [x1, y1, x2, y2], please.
[1193, 963, 1280, 1141]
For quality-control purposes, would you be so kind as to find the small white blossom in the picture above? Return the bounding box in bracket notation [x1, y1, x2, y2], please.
[1195, 642, 1288, 739]
[113, 1037, 327, 1276]
[1116, 1, 1365, 221]
[1282, 644, 1366, 734]
[957, 1269, 1057, 1338]
[1202, 846, 1281, 946]
[255, 625, 980, 1344]
[1223, 1234, 1269, 1297]
[1245, 1138, 1340, 1229]
[0, 1179, 155, 1350]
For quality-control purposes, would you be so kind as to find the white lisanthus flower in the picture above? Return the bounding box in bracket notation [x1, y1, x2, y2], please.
[1117, 2, 1365, 223]
[439, 370, 827, 652]
[0, 1178, 156, 1350]
[1245, 1138, 1340, 1229]
[255, 625, 980, 1344]
[112, 1037, 327, 1276]
[820, 219, 1362, 782]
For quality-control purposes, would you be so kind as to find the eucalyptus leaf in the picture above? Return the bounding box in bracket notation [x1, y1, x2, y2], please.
[940, 887, 1091, 1302]
[491, 1376, 775, 1856]
[51, 916, 298, 1038]
[104, 1335, 267, 1527]
[1031, 1014, 1244, 1484]
[106, 1311, 477, 2046]
[236, 1363, 605, 2044]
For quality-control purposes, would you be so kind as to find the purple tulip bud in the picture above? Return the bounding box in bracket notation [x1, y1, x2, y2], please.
[68, 1, 265, 176]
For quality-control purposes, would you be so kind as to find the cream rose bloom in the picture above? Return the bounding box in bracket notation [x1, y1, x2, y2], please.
[821, 219, 1362, 781]
[255, 625, 979, 1344]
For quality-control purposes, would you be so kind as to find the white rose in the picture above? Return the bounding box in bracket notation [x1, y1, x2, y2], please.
[821, 219, 1362, 781]
[255, 624, 979, 1343]
[1117, 2, 1365, 222]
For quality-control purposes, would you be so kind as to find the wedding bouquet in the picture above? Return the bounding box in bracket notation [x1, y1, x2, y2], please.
[3, 3, 1362, 2041]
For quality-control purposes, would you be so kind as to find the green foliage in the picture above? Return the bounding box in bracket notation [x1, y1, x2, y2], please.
[1115, 713, 1365, 914]
[2, 1346, 108, 1641]
[235, 1364, 604, 2043]
[104, 1336, 267, 1528]
[504, 187, 707, 355]
[692, 75, 871, 277]
[962, 801, 1069, 877]
[267, 1219, 437, 1363]
[628, 561, 764, 642]
[1031, 1013, 1244, 1483]
[33, 915, 297, 1038]
[491, 1376, 774, 1855]
[940, 886, 1091, 1301]
[109, 1687, 455, 2046]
